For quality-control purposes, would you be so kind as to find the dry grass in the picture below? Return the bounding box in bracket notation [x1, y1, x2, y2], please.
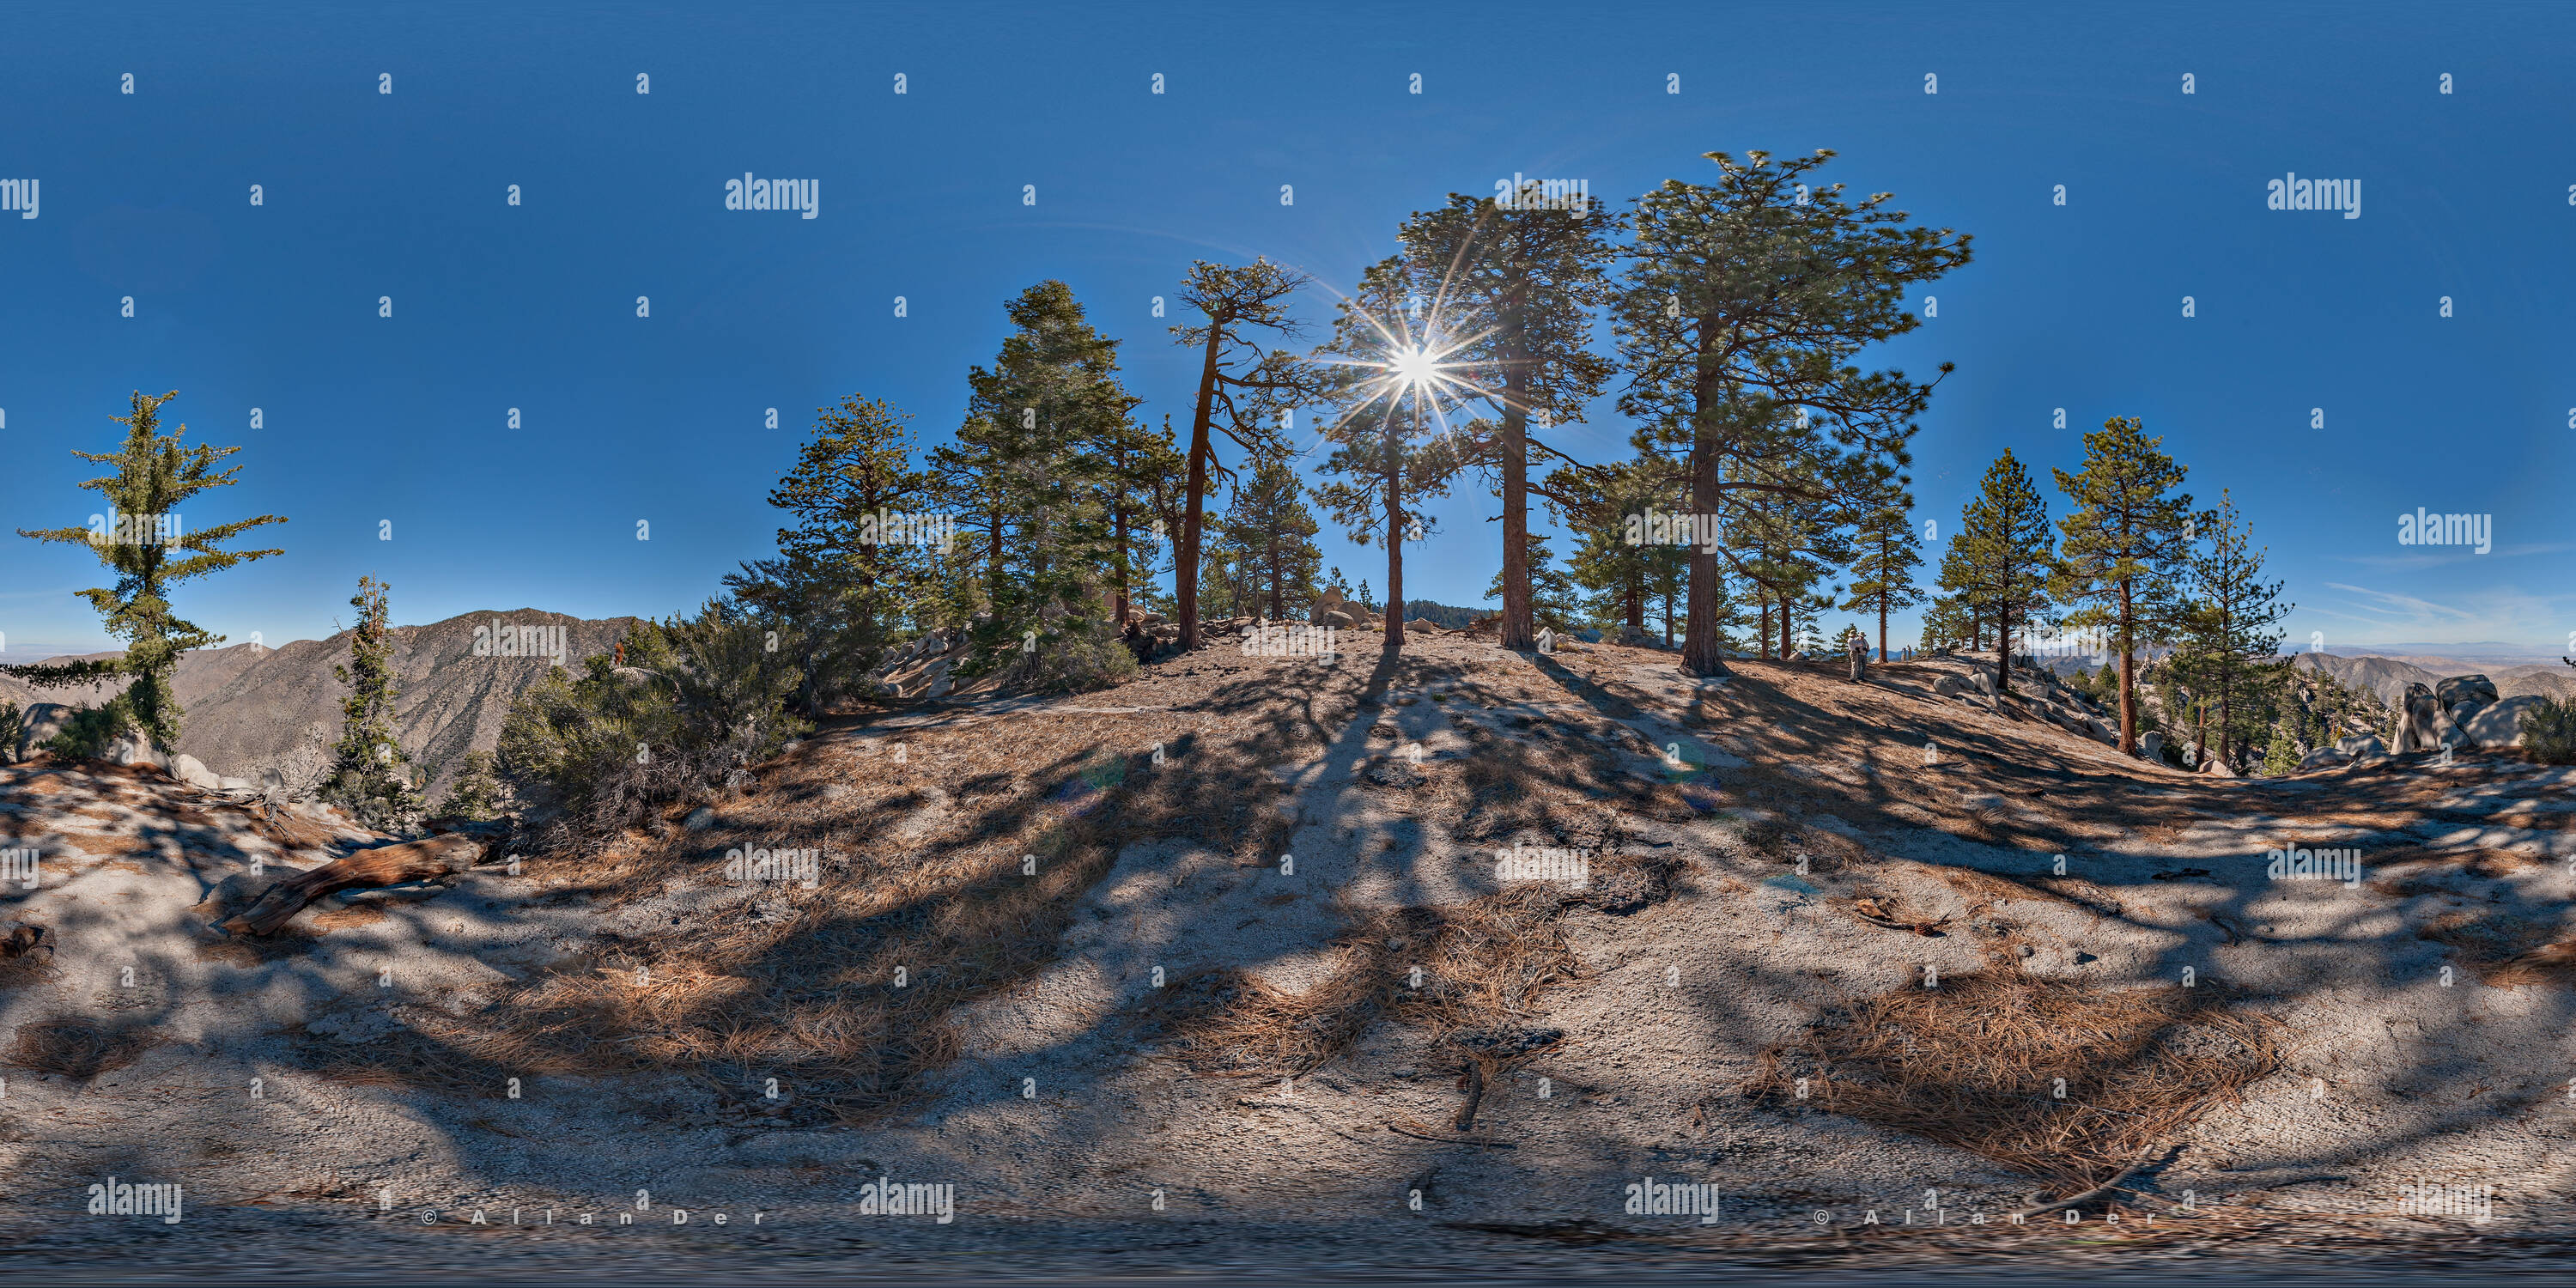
[2420, 910, 2576, 986]
[1139, 885, 1591, 1078]
[1747, 972, 2280, 1193]
[5, 1017, 160, 1078]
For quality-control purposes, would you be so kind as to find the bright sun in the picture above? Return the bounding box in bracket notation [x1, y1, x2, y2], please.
[1390, 344, 1437, 388]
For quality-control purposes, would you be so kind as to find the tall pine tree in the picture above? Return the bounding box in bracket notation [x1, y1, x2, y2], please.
[5, 390, 287, 749]
[2054, 416, 2195, 755]
[320, 576, 424, 830]
[2172, 489, 2292, 770]
[1616, 149, 1971, 677]
[1170, 258, 1327, 649]
[1843, 487, 1923, 662]
[1312, 254, 1468, 647]
[1395, 186, 1620, 652]
[1218, 457, 1323, 621]
[1944, 449, 2056, 693]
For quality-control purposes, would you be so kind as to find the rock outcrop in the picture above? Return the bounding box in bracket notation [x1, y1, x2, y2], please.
[2463, 695, 2543, 749]
[2394, 683, 2445, 753]
[1308, 588, 1347, 627]
[2435, 674, 2500, 708]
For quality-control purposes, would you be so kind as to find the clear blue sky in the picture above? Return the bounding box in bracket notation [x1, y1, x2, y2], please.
[3, 2, 2570, 659]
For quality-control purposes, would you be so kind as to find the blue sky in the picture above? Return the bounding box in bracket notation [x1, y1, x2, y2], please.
[3, 1, 2571, 659]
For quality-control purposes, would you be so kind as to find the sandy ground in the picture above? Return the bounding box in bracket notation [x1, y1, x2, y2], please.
[1, 634, 2571, 1277]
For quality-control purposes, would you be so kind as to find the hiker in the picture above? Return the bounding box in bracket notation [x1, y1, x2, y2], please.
[1847, 633, 1868, 683]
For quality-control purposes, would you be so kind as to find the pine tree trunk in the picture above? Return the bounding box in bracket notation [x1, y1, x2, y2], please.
[1383, 416, 1405, 648]
[1176, 328, 1225, 650]
[1499, 343, 1534, 652]
[1878, 594, 1889, 665]
[1681, 441, 1729, 677]
[1113, 507, 1131, 626]
[2117, 580, 2138, 754]
[1996, 607, 2008, 693]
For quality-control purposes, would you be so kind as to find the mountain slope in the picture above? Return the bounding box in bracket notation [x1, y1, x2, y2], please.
[3, 611, 635, 800]
[2294, 651, 2576, 708]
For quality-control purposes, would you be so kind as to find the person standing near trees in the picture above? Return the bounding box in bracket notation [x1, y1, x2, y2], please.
[1847, 629, 1868, 683]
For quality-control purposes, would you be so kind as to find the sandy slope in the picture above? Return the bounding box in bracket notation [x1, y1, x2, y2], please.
[0, 635, 2569, 1273]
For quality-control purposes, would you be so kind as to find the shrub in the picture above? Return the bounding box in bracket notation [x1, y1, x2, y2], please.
[0, 701, 20, 762]
[433, 750, 505, 821]
[318, 577, 426, 834]
[497, 604, 810, 843]
[2521, 696, 2576, 765]
[1022, 615, 1139, 695]
[44, 700, 136, 761]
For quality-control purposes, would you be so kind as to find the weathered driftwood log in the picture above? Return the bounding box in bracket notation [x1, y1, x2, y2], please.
[218, 834, 489, 937]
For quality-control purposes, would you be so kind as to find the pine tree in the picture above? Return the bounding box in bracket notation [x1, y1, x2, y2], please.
[2054, 416, 2196, 755]
[2172, 489, 2293, 771]
[1170, 258, 1328, 649]
[726, 393, 934, 716]
[1312, 254, 1468, 647]
[1486, 532, 1579, 633]
[5, 390, 287, 750]
[954, 282, 1145, 650]
[1617, 149, 1972, 677]
[1919, 594, 1971, 653]
[1396, 186, 1621, 651]
[1943, 449, 2056, 693]
[1218, 457, 1323, 621]
[321, 576, 425, 830]
[1843, 488, 1923, 662]
[1734, 465, 1852, 659]
[1559, 454, 1688, 641]
[1093, 413, 1188, 626]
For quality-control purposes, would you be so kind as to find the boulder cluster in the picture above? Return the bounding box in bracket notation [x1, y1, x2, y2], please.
[2298, 673, 2536, 770]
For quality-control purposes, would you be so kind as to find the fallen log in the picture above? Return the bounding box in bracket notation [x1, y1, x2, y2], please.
[217, 834, 490, 937]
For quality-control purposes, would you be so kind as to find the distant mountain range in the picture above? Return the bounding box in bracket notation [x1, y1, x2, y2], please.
[2318, 641, 2572, 666]
[0, 610, 635, 801]
[2292, 651, 2576, 709]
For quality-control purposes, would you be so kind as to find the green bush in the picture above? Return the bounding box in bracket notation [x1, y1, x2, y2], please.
[497, 604, 810, 842]
[433, 750, 506, 822]
[1024, 615, 1139, 695]
[2520, 696, 2576, 765]
[0, 701, 20, 761]
[44, 699, 136, 761]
